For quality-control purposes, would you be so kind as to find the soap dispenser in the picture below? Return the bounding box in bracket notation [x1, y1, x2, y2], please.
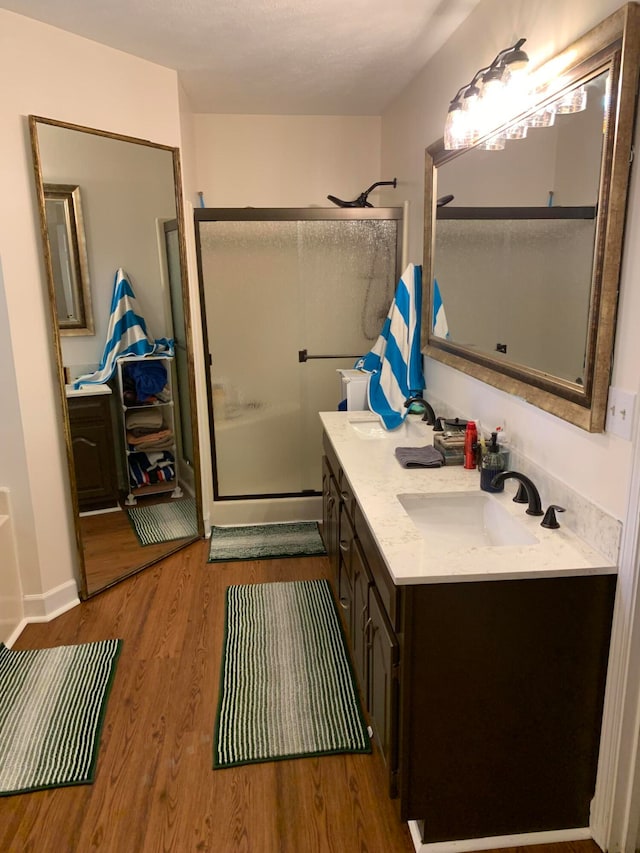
[480, 432, 505, 492]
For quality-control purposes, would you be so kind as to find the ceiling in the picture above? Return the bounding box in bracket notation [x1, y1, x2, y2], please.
[3, 0, 481, 114]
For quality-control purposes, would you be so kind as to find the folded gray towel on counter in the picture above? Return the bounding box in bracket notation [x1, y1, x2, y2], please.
[395, 445, 444, 468]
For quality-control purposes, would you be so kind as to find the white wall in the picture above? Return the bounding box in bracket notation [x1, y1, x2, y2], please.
[380, 0, 636, 521]
[191, 114, 382, 208]
[0, 258, 26, 642]
[0, 10, 183, 614]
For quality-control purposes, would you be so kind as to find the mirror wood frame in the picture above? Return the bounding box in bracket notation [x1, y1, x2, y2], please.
[29, 115, 204, 599]
[423, 3, 640, 432]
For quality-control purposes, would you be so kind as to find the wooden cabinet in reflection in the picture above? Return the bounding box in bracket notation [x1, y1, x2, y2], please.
[68, 394, 119, 513]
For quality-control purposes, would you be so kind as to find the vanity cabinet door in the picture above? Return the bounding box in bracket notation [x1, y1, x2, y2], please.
[351, 540, 372, 692]
[68, 395, 119, 512]
[338, 505, 355, 634]
[367, 584, 399, 797]
[321, 456, 340, 586]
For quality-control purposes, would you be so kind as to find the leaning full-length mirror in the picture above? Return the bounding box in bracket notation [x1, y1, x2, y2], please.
[423, 4, 640, 431]
[30, 116, 203, 598]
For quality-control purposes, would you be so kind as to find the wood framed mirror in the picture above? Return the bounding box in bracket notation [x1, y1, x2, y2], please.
[43, 182, 94, 335]
[29, 116, 204, 598]
[423, 3, 640, 432]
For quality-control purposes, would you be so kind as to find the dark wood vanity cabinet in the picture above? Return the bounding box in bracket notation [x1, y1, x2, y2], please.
[321, 432, 617, 843]
[68, 394, 119, 512]
[321, 436, 400, 796]
[321, 455, 339, 583]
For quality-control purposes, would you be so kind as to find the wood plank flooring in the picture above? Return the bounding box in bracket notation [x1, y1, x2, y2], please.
[0, 541, 604, 853]
[79, 500, 196, 595]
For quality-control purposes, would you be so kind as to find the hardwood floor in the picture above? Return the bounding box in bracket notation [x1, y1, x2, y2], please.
[1, 541, 604, 853]
[79, 498, 196, 595]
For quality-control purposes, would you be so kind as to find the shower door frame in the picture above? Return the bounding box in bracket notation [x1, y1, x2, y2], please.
[194, 206, 404, 502]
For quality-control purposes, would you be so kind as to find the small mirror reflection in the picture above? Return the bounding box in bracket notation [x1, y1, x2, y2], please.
[44, 183, 94, 334]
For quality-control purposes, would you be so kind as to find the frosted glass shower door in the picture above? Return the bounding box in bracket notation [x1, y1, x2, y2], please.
[196, 210, 401, 499]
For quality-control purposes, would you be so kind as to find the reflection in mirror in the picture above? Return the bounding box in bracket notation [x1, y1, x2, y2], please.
[30, 116, 203, 598]
[43, 183, 94, 334]
[424, 5, 640, 432]
[434, 70, 606, 384]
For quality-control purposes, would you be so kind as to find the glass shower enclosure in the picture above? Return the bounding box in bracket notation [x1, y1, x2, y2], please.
[195, 208, 403, 500]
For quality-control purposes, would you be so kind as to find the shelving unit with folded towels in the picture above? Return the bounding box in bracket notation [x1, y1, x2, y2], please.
[116, 355, 183, 506]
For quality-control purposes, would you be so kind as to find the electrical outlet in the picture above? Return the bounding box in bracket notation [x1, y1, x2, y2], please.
[606, 386, 636, 441]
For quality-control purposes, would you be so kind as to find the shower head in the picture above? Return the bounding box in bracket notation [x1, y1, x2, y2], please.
[327, 178, 397, 208]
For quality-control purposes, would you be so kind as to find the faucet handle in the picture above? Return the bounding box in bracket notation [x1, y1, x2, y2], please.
[541, 504, 566, 529]
[513, 482, 529, 504]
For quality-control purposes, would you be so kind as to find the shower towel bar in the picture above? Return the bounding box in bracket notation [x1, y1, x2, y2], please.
[298, 349, 361, 363]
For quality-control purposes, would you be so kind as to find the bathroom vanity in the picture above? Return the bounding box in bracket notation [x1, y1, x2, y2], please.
[320, 411, 616, 845]
[66, 384, 119, 513]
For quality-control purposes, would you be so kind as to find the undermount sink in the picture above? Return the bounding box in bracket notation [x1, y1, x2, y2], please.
[397, 491, 539, 549]
[348, 414, 424, 439]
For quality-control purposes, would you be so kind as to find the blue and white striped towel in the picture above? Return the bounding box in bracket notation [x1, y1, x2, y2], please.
[354, 263, 424, 430]
[433, 278, 450, 338]
[74, 269, 174, 389]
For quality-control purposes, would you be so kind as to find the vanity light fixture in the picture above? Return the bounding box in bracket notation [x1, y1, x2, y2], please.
[555, 83, 588, 114]
[444, 39, 530, 150]
[525, 104, 556, 128]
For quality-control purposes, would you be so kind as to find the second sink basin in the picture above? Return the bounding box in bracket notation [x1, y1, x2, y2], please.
[348, 414, 425, 439]
[397, 491, 538, 549]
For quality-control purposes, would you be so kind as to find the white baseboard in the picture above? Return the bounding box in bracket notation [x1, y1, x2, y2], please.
[210, 496, 322, 527]
[4, 581, 80, 648]
[79, 505, 122, 517]
[408, 822, 591, 853]
[4, 618, 29, 648]
[22, 580, 80, 622]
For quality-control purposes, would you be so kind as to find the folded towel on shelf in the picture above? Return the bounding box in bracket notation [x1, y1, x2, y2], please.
[73, 268, 174, 389]
[354, 263, 425, 430]
[127, 425, 165, 438]
[129, 437, 175, 452]
[125, 407, 164, 431]
[395, 445, 444, 469]
[127, 428, 173, 447]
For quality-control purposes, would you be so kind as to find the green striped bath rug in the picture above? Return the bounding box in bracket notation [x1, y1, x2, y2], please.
[214, 578, 370, 768]
[208, 521, 326, 562]
[0, 639, 122, 796]
[127, 497, 198, 546]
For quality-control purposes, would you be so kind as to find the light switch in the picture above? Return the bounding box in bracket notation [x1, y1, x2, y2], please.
[606, 386, 636, 441]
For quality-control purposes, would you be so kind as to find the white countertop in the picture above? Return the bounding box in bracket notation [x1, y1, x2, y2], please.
[65, 383, 112, 398]
[320, 410, 616, 585]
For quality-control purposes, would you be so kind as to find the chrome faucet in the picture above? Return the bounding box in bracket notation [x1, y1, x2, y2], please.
[490, 471, 544, 516]
[403, 396, 437, 426]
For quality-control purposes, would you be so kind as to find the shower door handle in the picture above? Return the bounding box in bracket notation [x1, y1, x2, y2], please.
[298, 349, 361, 363]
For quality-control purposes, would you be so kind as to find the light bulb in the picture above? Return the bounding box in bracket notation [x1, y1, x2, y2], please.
[480, 134, 506, 151]
[505, 122, 528, 140]
[462, 84, 482, 145]
[525, 103, 556, 128]
[444, 102, 469, 150]
[555, 84, 588, 114]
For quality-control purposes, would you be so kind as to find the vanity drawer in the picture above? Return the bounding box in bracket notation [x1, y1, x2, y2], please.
[354, 503, 401, 631]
